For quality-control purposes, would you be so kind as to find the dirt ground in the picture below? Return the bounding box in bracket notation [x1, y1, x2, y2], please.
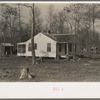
[0, 55, 100, 82]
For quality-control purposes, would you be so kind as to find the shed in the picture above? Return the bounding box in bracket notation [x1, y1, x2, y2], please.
[0, 43, 13, 56]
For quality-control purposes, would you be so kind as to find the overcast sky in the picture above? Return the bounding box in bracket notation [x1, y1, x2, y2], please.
[20, 3, 66, 23]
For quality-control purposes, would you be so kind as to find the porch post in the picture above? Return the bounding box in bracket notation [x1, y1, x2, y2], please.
[66, 43, 69, 61]
[73, 44, 75, 56]
[67, 43, 68, 55]
[56, 43, 59, 60]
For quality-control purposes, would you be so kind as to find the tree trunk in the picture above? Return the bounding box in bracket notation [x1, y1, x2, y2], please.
[3, 31, 5, 61]
[20, 67, 32, 79]
[10, 16, 12, 55]
[92, 4, 95, 47]
[31, 3, 36, 65]
[18, 4, 21, 43]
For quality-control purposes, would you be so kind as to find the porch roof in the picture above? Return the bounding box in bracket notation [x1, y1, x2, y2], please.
[1, 43, 13, 46]
[53, 34, 79, 43]
[17, 42, 26, 45]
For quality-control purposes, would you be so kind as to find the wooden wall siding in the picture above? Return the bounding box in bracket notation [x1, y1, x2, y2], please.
[25, 33, 57, 57]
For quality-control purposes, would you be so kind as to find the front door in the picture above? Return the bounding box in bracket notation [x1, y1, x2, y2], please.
[68, 43, 72, 55]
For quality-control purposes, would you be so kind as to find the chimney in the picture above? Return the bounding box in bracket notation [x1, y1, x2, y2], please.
[48, 30, 51, 34]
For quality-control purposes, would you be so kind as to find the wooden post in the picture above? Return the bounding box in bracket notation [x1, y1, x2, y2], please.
[73, 44, 75, 55]
[66, 43, 69, 61]
[31, 3, 36, 65]
[67, 43, 68, 55]
[9, 16, 12, 55]
[56, 43, 59, 60]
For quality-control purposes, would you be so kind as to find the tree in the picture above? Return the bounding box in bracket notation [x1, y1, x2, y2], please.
[1, 4, 18, 55]
[63, 3, 100, 55]
[18, 4, 21, 42]
[29, 5, 43, 35]
[23, 3, 36, 65]
[47, 4, 55, 34]
[31, 3, 36, 65]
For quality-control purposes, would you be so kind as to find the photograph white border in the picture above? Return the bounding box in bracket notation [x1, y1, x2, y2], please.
[0, 82, 100, 98]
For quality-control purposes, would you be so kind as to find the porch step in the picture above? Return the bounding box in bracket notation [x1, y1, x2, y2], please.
[61, 55, 66, 58]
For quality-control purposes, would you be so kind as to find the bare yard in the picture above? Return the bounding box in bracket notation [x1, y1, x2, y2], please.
[0, 56, 100, 82]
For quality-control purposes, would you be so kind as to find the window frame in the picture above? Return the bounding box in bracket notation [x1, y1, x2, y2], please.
[47, 43, 51, 52]
[17, 44, 26, 53]
[28, 43, 37, 51]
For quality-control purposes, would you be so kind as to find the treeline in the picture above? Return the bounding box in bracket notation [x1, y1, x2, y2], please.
[0, 4, 43, 52]
[0, 3, 100, 52]
[45, 4, 100, 52]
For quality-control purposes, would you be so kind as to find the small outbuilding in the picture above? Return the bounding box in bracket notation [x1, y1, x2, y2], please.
[17, 32, 81, 58]
[0, 43, 13, 57]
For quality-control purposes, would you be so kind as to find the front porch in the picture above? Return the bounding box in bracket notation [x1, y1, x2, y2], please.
[56, 43, 79, 59]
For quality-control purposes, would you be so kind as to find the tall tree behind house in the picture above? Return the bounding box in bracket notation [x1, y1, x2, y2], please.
[18, 4, 21, 43]
[46, 5, 69, 34]
[63, 4, 100, 53]
[0, 4, 18, 55]
[47, 4, 55, 34]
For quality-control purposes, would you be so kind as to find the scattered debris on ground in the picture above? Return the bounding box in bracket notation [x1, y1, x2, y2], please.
[0, 55, 100, 82]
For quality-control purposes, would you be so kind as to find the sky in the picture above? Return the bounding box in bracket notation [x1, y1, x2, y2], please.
[20, 3, 66, 24]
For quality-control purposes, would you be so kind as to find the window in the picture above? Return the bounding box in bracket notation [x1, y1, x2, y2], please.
[17, 44, 26, 53]
[28, 43, 31, 51]
[28, 43, 37, 51]
[59, 44, 62, 52]
[34, 43, 37, 50]
[47, 43, 51, 52]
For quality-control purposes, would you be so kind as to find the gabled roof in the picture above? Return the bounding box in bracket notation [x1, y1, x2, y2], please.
[53, 34, 73, 43]
[42, 33, 79, 43]
[18, 32, 80, 44]
[42, 33, 57, 42]
[24, 32, 58, 43]
[17, 42, 26, 44]
[40, 33, 80, 43]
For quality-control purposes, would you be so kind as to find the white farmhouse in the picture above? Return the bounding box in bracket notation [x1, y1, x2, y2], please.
[17, 32, 81, 58]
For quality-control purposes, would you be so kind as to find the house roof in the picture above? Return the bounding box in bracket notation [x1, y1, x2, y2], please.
[42, 33, 79, 43]
[17, 42, 26, 44]
[53, 34, 73, 43]
[18, 32, 80, 44]
[1, 43, 13, 46]
[53, 34, 79, 43]
[42, 33, 57, 42]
